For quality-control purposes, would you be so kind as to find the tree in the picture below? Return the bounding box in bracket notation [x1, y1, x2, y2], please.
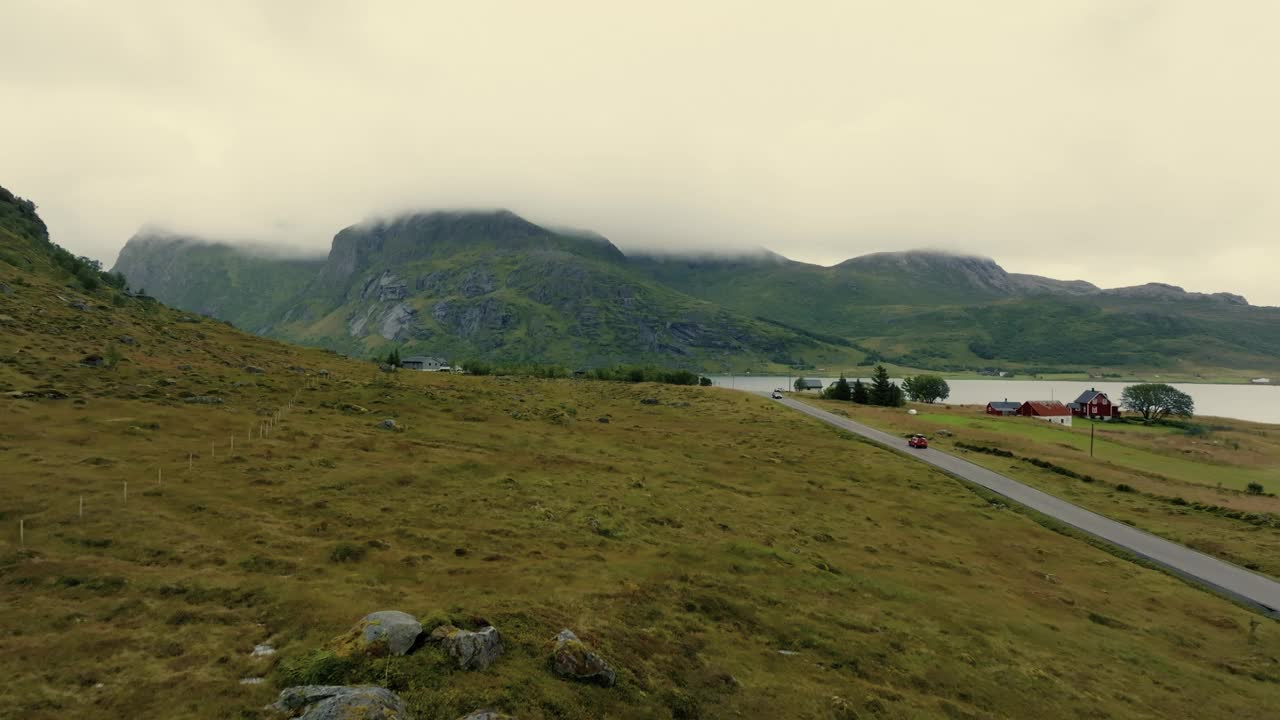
[1120, 383, 1194, 422]
[903, 374, 950, 404]
[828, 374, 852, 401]
[698, 376, 712, 387]
[794, 377, 808, 392]
[869, 365, 903, 406]
[851, 379, 869, 404]
[384, 347, 401, 367]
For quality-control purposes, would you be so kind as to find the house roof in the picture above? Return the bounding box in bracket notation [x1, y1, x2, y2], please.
[987, 401, 1020, 410]
[1021, 400, 1072, 416]
[402, 355, 445, 364]
[1073, 389, 1106, 404]
[799, 379, 823, 388]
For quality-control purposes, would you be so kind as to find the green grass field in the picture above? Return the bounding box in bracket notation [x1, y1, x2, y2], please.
[4, 235, 1280, 718]
[798, 397, 1280, 576]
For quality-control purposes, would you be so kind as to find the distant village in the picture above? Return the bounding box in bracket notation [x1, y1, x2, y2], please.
[983, 388, 1120, 428]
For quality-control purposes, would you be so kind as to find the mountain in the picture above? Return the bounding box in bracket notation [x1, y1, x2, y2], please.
[112, 209, 1280, 376]
[114, 212, 854, 370]
[628, 249, 1280, 376]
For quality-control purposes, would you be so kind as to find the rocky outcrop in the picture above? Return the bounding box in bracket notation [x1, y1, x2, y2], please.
[271, 685, 407, 719]
[549, 629, 616, 686]
[429, 624, 505, 670]
[332, 611, 422, 657]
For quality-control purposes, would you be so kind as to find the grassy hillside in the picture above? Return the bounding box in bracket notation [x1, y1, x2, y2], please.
[4, 185, 1280, 718]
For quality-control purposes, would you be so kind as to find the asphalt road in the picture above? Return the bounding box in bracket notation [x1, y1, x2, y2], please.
[771, 395, 1280, 617]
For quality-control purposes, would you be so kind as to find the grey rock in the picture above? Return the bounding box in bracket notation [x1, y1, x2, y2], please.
[639, 398, 659, 405]
[69, 299, 90, 311]
[339, 611, 422, 657]
[272, 685, 408, 719]
[378, 418, 400, 431]
[550, 629, 616, 687]
[80, 354, 106, 368]
[0, 282, 12, 295]
[184, 395, 224, 404]
[430, 625, 505, 670]
[457, 710, 515, 720]
[244, 365, 265, 374]
[177, 315, 200, 323]
[116, 335, 137, 345]
[176, 364, 192, 371]
[251, 643, 275, 657]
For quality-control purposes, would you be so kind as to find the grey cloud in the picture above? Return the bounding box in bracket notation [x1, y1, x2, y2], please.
[2, 0, 1277, 303]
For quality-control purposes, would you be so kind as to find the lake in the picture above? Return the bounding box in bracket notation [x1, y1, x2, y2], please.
[705, 375, 1280, 424]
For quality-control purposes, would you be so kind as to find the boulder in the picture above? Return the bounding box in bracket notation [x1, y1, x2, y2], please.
[549, 629, 616, 686]
[244, 365, 265, 374]
[183, 396, 224, 404]
[80, 354, 106, 368]
[378, 418, 400, 431]
[457, 711, 515, 720]
[639, 398, 660, 405]
[430, 624, 505, 670]
[117, 335, 137, 345]
[271, 685, 407, 719]
[333, 611, 422, 657]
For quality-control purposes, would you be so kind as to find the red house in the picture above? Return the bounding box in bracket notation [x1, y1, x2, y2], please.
[1017, 400, 1073, 426]
[1068, 389, 1121, 420]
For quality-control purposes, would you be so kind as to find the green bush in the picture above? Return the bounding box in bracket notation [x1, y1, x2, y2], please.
[330, 542, 367, 562]
[1116, 484, 1135, 493]
[1247, 482, 1265, 496]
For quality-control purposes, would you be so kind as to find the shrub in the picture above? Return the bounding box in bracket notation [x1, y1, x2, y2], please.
[330, 542, 367, 562]
[1116, 484, 1135, 493]
[1246, 482, 1265, 496]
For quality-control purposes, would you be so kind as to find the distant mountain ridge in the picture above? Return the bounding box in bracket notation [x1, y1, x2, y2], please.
[112, 211, 1280, 375]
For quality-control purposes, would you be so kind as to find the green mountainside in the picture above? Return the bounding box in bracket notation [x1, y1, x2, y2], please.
[114, 212, 856, 371]
[111, 211, 1280, 377]
[630, 250, 1280, 377]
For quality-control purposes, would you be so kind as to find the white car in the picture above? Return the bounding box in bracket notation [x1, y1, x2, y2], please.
[771, 390, 784, 399]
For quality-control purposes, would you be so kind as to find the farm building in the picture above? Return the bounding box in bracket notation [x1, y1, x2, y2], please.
[985, 400, 1020, 416]
[401, 355, 448, 371]
[1068, 388, 1121, 420]
[797, 379, 824, 391]
[1017, 400, 1073, 427]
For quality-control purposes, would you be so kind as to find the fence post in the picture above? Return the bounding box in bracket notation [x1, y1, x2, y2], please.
[79, 495, 84, 519]
[123, 481, 128, 504]
[19, 518, 24, 546]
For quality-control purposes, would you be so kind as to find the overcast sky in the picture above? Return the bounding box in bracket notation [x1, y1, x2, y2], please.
[2, 1, 1278, 304]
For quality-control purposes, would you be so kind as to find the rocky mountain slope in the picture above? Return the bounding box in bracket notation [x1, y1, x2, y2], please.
[113, 212, 1280, 376]
[115, 212, 853, 370]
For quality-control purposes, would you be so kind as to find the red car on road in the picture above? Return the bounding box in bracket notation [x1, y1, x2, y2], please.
[908, 434, 928, 449]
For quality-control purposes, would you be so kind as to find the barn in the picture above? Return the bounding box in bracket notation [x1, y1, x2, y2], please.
[1017, 400, 1073, 427]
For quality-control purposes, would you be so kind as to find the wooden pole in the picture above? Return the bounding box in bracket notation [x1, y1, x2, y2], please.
[188, 451, 193, 471]
[123, 481, 128, 503]
[211, 440, 216, 459]
[230, 435, 235, 453]
[158, 467, 162, 488]
[19, 518, 24, 546]
[79, 495, 83, 519]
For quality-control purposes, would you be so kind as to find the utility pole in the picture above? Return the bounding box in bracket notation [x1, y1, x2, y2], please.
[1090, 420, 1095, 457]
